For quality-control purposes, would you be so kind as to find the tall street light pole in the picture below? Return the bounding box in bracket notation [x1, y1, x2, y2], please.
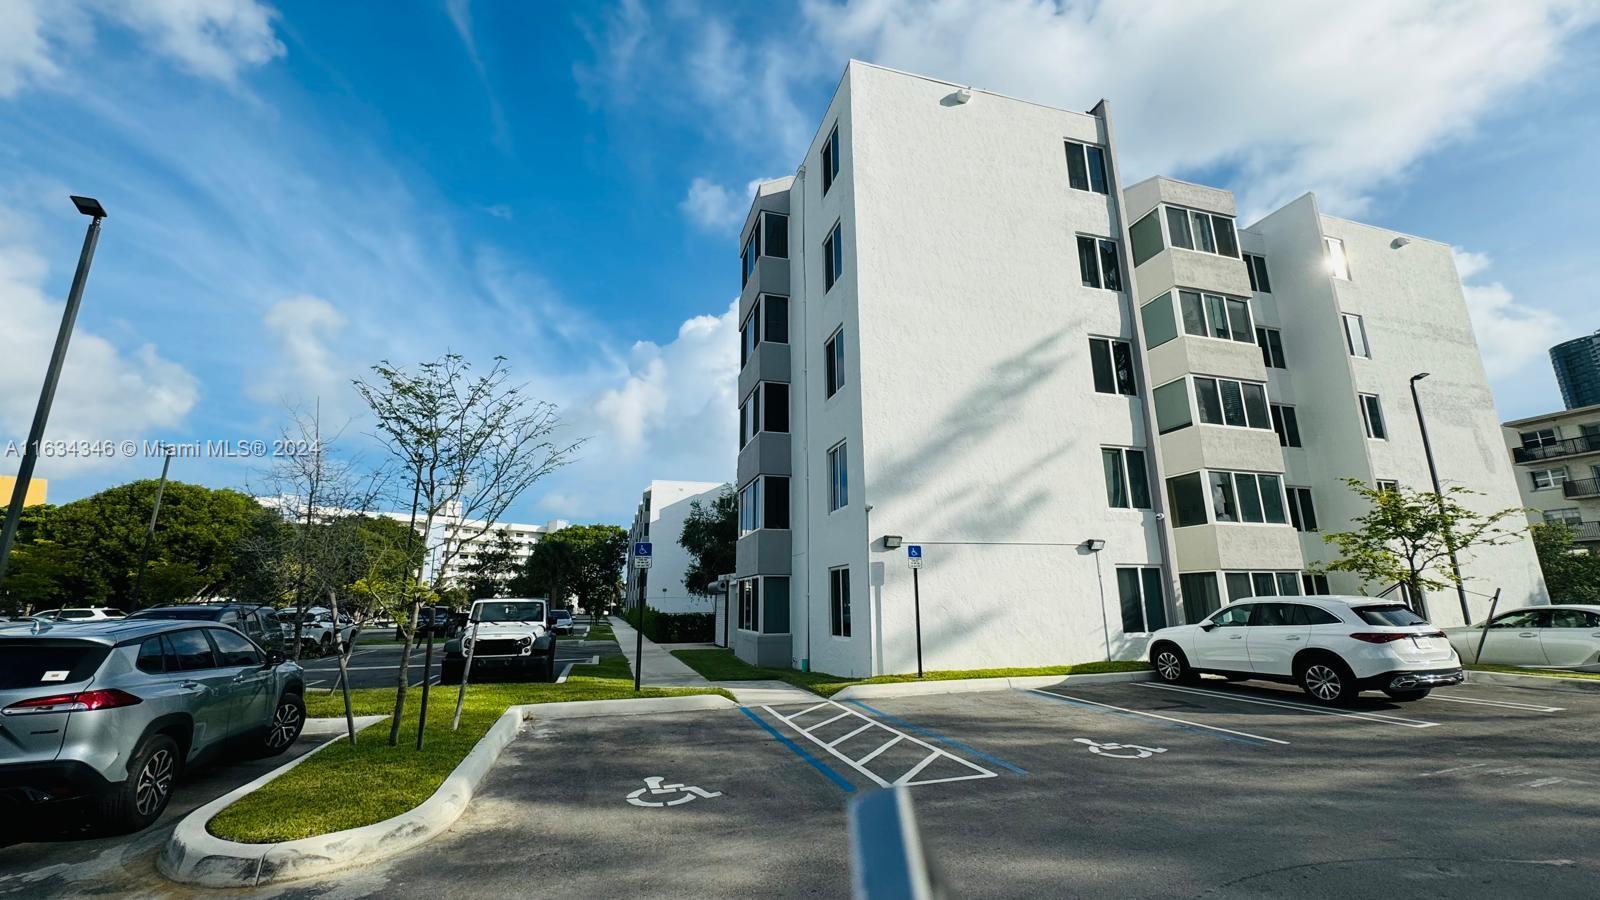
[0, 196, 107, 593]
[1410, 372, 1470, 624]
[128, 447, 176, 611]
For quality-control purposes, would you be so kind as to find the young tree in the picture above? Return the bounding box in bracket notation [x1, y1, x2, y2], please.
[1531, 523, 1600, 603]
[510, 525, 626, 613]
[1320, 479, 1526, 617]
[678, 487, 736, 597]
[355, 353, 581, 747]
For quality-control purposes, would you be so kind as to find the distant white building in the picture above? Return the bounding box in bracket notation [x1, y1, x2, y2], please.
[625, 480, 730, 615]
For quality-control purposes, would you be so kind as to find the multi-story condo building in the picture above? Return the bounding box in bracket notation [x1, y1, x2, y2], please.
[731, 61, 1546, 676]
[624, 480, 729, 615]
[1550, 330, 1600, 410]
[1504, 404, 1600, 549]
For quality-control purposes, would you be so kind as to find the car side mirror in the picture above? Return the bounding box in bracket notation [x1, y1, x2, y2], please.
[1199, 623, 1215, 633]
[265, 650, 285, 666]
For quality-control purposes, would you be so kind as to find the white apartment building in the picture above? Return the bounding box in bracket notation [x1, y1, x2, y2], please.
[1503, 403, 1600, 550]
[625, 480, 730, 615]
[731, 61, 1545, 677]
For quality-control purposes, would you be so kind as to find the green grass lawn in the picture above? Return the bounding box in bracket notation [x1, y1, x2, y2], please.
[1468, 663, 1600, 681]
[209, 656, 728, 843]
[563, 620, 614, 642]
[670, 648, 1150, 697]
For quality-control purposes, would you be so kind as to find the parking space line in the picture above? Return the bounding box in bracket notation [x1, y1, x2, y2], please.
[845, 700, 1028, 776]
[855, 735, 903, 766]
[1138, 683, 1438, 728]
[738, 707, 855, 793]
[805, 711, 853, 733]
[1026, 689, 1289, 746]
[829, 723, 876, 747]
[1429, 695, 1563, 713]
[765, 702, 999, 789]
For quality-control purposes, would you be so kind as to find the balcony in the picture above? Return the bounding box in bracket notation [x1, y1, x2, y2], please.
[1575, 521, 1600, 544]
[1513, 433, 1600, 463]
[1563, 478, 1600, 499]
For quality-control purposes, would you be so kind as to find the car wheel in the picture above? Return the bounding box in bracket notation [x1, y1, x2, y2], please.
[260, 692, 306, 757]
[1383, 687, 1431, 702]
[99, 733, 180, 834]
[1151, 644, 1192, 684]
[440, 659, 464, 685]
[318, 633, 333, 656]
[1298, 657, 1357, 705]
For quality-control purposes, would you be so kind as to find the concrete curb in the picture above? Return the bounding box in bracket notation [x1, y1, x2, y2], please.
[1465, 669, 1600, 693]
[829, 669, 1154, 700]
[159, 695, 737, 888]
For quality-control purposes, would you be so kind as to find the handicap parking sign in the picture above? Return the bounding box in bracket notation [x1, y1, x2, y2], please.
[906, 545, 923, 568]
[634, 542, 652, 557]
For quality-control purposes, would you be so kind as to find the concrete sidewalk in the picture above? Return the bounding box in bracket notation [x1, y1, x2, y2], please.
[608, 616, 715, 688]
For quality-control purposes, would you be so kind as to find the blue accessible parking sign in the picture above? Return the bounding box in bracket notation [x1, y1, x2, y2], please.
[906, 545, 923, 568]
[634, 542, 652, 557]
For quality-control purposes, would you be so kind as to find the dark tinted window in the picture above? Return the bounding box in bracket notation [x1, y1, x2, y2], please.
[1551, 609, 1600, 628]
[167, 629, 217, 671]
[1490, 609, 1550, 629]
[129, 608, 223, 621]
[1249, 603, 1298, 627]
[1355, 605, 1428, 627]
[137, 637, 167, 674]
[0, 642, 111, 689]
[1302, 606, 1342, 625]
[209, 629, 263, 667]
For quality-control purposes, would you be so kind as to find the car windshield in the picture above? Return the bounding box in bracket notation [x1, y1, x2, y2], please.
[0, 641, 112, 689]
[552, 610, 571, 619]
[130, 609, 221, 620]
[476, 601, 545, 623]
[1354, 605, 1428, 627]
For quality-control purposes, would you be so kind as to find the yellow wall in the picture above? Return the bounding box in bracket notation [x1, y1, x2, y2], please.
[0, 476, 48, 508]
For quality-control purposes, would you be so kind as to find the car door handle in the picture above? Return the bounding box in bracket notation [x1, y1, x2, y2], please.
[180, 681, 204, 691]
[1285, 636, 1302, 641]
[1228, 635, 1243, 640]
[1520, 632, 1537, 638]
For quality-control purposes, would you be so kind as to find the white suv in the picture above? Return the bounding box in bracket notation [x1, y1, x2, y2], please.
[1148, 596, 1464, 704]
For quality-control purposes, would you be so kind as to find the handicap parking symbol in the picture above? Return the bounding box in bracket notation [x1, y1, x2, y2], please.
[626, 776, 723, 808]
[1073, 738, 1167, 760]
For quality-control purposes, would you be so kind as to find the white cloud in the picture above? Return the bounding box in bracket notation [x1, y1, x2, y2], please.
[1452, 248, 1563, 379]
[0, 209, 197, 473]
[0, 0, 283, 97]
[590, 300, 739, 458]
[680, 177, 774, 230]
[251, 295, 349, 407]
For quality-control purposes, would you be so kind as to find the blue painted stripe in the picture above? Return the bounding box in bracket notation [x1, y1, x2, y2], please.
[845, 700, 1028, 775]
[739, 707, 856, 793]
[1025, 689, 1268, 747]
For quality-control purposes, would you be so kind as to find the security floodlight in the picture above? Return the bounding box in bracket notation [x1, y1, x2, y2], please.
[1411, 372, 1431, 383]
[70, 196, 107, 218]
[882, 535, 903, 549]
[1390, 236, 1411, 249]
[1083, 538, 1106, 552]
[953, 88, 972, 104]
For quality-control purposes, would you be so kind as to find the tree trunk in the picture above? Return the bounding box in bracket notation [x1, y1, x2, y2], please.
[328, 589, 358, 746]
[388, 598, 422, 747]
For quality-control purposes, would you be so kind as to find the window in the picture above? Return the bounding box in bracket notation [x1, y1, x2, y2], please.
[738, 578, 759, 631]
[1116, 567, 1168, 634]
[740, 295, 787, 365]
[763, 577, 791, 634]
[1166, 472, 1208, 527]
[1530, 467, 1568, 491]
[1077, 235, 1122, 291]
[1130, 209, 1163, 265]
[739, 387, 761, 447]
[1552, 608, 1600, 629]
[1520, 428, 1558, 449]
[1192, 376, 1270, 429]
[823, 222, 843, 291]
[764, 476, 790, 529]
[1153, 379, 1193, 434]
[1359, 393, 1387, 440]
[1244, 253, 1272, 293]
[1180, 572, 1221, 621]
[1165, 206, 1239, 258]
[1225, 571, 1302, 601]
[1287, 487, 1318, 532]
[1177, 290, 1253, 343]
[738, 479, 761, 535]
[1210, 471, 1289, 525]
[1271, 404, 1302, 447]
[1102, 447, 1152, 509]
[830, 567, 851, 637]
[821, 124, 840, 195]
[136, 636, 168, 674]
[1256, 327, 1286, 368]
[824, 327, 846, 398]
[1325, 236, 1350, 280]
[1356, 605, 1429, 627]
[210, 628, 262, 667]
[1342, 313, 1370, 358]
[1140, 293, 1179, 349]
[1089, 338, 1136, 396]
[1375, 479, 1400, 493]
[761, 211, 788, 259]
[764, 383, 789, 434]
[741, 228, 758, 287]
[167, 629, 217, 671]
[1301, 573, 1331, 595]
[1543, 508, 1582, 525]
[765, 296, 789, 343]
[828, 442, 848, 511]
[1063, 140, 1109, 194]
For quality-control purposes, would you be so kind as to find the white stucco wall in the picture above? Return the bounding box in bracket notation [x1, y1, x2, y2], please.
[629, 480, 728, 615]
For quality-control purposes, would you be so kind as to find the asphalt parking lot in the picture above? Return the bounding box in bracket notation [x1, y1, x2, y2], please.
[280, 676, 1600, 900]
[298, 631, 603, 690]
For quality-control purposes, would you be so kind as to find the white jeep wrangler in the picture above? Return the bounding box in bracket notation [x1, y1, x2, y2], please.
[440, 598, 558, 684]
[276, 606, 357, 657]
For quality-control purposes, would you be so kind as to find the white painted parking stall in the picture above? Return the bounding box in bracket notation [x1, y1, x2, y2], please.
[1138, 683, 1441, 728]
[762, 700, 1000, 788]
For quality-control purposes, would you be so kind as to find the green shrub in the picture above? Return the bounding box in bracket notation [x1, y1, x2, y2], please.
[641, 610, 714, 642]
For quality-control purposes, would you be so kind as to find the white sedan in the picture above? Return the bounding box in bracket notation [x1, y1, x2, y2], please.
[1444, 605, 1600, 671]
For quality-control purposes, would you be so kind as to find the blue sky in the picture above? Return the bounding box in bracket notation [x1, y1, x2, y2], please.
[1, 0, 1597, 527]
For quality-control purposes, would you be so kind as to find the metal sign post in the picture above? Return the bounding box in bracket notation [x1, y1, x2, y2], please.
[907, 546, 924, 678]
[632, 543, 652, 691]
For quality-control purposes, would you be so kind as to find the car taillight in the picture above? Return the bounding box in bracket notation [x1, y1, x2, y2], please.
[1349, 632, 1410, 644]
[1, 689, 143, 715]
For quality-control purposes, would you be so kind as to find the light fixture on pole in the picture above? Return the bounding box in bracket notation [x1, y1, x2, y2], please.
[0, 196, 107, 594]
[1081, 539, 1112, 660]
[1409, 372, 1469, 623]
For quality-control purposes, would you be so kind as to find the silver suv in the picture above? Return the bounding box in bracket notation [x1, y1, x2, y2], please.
[0, 619, 306, 833]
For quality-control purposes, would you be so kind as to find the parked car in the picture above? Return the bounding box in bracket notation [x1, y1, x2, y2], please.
[274, 608, 357, 656]
[1148, 596, 1463, 704]
[0, 618, 305, 833]
[414, 605, 459, 639]
[548, 608, 574, 635]
[1443, 605, 1600, 671]
[129, 602, 284, 656]
[29, 608, 126, 622]
[439, 598, 557, 684]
